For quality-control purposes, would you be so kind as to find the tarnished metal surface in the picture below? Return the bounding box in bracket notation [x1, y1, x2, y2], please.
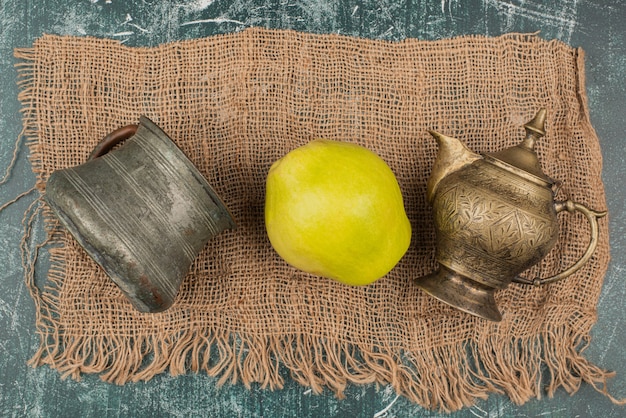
[416, 110, 605, 321]
[45, 117, 235, 312]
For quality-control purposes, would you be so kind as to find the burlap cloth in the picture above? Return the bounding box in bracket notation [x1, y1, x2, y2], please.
[15, 28, 618, 411]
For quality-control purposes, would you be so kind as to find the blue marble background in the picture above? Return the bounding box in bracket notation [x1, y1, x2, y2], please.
[0, 1, 624, 416]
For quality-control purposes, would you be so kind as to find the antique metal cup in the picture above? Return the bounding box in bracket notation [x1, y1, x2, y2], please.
[415, 109, 606, 321]
[45, 117, 236, 313]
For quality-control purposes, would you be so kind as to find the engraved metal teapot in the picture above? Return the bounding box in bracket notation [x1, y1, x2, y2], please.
[415, 109, 606, 321]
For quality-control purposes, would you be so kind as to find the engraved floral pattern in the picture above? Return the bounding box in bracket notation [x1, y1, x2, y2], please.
[432, 164, 559, 283]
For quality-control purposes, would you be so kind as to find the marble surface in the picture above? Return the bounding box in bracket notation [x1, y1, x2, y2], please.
[0, 1, 624, 416]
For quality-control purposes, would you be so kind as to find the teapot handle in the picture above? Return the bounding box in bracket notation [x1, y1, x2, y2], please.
[513, 200, 606, 286]
[88, 124, 138, 160]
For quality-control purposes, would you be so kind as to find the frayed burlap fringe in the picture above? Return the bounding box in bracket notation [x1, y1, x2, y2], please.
[26, 312, 622, 411]
[14, 28, 624, 411]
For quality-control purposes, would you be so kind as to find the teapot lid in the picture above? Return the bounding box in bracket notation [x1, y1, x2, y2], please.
[485, 109, 554, 186]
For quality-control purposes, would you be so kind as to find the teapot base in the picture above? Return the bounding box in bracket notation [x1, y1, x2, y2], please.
[415, 265, 503, 322]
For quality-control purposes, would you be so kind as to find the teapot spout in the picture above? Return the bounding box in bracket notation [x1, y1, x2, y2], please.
[427, 130, 481, 202]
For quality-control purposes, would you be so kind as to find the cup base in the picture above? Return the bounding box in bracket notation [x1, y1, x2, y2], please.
[415, 265, 503, 322]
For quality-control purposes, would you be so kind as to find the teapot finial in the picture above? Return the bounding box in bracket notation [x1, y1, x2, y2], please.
[484, 108, 553, 185]
[521, 108, 547, 151]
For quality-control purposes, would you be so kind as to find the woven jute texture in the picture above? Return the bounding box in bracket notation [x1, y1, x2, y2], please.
[16, 28, 617, 411]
